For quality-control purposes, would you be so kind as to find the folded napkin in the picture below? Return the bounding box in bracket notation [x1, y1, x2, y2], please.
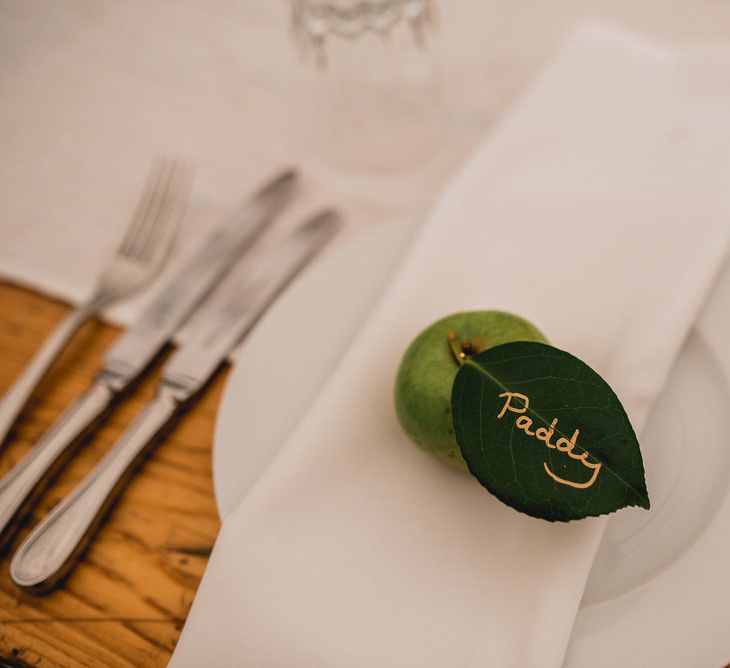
[172, 24, 730, 667]
[172, 23, 730, 668]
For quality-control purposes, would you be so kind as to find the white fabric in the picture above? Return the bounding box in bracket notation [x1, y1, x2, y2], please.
[170, 26, 730, 668]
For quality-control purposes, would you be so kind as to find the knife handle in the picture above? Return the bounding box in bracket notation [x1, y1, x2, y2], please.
[10, 384, 181, 592]
[0, 380, 115, 554]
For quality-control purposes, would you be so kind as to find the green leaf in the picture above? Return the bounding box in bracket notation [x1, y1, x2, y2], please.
[451, 341, 649, 522]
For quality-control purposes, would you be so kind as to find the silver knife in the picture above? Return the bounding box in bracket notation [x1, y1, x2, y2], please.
[0, 169, 297, 553]
[9, 210, 340, 592]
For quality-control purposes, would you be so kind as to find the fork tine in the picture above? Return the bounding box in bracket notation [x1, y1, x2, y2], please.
[128, 159, 173, 262]
[122, 159, 189, 264]
[139, 160, 190, 265]
[120, 159, 170, 258]
[163, 162, 192, 251]
[125, 159, 177, 261]
[119, 159, 168, 258]
[138, 162, 187, 262]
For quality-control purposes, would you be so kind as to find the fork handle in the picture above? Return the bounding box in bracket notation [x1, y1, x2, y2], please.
[0, 380, 116, 554]
[10, 385, 180, 592]
[0, 300, 99, 446]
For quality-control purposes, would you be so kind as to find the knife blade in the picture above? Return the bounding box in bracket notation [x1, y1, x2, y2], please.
[101, 168, 298, 384]
[0, 169, 297, 552]
[10, 210, 340, 592]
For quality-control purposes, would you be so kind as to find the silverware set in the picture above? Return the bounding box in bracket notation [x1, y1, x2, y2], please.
[0, 163, 339, 592]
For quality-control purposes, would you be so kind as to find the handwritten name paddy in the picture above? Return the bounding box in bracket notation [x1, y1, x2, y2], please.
[496, 391, 601, 489]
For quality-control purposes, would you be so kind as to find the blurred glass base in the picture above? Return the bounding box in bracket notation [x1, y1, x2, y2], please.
[292, 0, 436, 65]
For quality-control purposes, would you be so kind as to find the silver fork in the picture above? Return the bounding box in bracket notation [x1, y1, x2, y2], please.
[0, 159, 190, 447]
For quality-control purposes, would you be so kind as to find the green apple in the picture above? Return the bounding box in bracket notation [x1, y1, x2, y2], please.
[394, 311, 548, 470]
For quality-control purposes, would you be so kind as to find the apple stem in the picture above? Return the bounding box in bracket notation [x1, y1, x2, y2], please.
[448, 330, 486, 366]
[448, 330, 467, 366]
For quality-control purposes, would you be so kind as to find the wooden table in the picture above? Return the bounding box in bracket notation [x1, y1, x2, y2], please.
[0, 282, 222, 666]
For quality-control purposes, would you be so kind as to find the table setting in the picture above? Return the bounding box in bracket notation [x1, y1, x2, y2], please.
[2, 2, 730, 666]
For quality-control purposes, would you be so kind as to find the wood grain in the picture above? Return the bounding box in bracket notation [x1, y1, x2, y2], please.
[0, 282, 222, 667]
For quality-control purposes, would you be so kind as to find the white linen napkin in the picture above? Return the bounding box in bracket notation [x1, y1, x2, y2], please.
[170, 25, 730, 667]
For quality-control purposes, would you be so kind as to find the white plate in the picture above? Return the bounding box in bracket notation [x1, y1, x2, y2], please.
[214, 221, 730, 667]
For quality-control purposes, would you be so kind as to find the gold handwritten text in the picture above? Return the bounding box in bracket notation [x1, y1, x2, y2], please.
[497, 392, 601, 489]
